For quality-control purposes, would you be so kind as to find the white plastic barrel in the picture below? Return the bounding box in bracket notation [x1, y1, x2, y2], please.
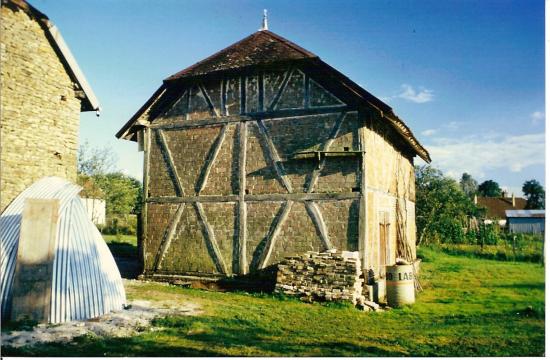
[386, 264, 415, 307]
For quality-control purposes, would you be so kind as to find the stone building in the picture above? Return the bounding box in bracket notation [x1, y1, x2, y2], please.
[0, 0, 99, 210]
[117, 29, 430, 284]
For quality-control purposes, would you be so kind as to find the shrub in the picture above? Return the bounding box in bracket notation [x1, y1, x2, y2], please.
[100, 215, 137, 236]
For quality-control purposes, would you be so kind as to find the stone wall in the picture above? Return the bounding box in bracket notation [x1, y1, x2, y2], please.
[0, 4, 81, 210]
[274, 250, 363, 303]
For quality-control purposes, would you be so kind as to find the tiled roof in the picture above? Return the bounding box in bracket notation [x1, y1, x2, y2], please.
[118, 30, 430, 162]
[477, 197, 527, 219]
[165, 30, 317, 81]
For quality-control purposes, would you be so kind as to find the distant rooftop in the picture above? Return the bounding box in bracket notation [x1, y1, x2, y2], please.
[476, 196, 527, 219]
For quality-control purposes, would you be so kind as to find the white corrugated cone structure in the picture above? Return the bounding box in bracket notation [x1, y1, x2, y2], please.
[1, 177, 126, 323]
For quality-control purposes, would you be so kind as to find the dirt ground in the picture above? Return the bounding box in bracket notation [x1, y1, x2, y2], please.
[1, 280, 201, 348]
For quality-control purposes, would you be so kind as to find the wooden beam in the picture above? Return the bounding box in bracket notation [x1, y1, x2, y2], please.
[358, 110, 369, 270]
[156, 129, 184, 196]
[256, 120, 293, 193]
[196, 124, 228, 195]
[238, 121, 248, 274]
[194, 202, 229, 275]
[305, 201, 333, 250]
[256, 200, 293, 270]
[306, 112, 347, 193]
[147, 192, 360, 204]
[199, 83, 220, 117]
[141, 127, 152, 272]
[268, 67, 293, 111]
[221, 77, 228, 116]
[240, 76, 246, 114]
[258, 71, 264, 111]
[304, 73, 310, 109]
[184, 90, 190, 121]
[149, 106, 352, 130]
[153, 203, 185, 271]
[150, 116, 244, 130]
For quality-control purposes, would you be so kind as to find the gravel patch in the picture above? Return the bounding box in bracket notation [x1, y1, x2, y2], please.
[2, 297, 201, 348]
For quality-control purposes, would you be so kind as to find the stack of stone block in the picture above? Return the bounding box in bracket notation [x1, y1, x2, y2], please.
[274, 250, 364, 304]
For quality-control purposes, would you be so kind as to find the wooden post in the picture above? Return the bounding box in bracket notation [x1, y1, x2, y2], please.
[238, 121, 248, 274]
[141, 127, 151, 273]
[358, 110, 369, 272]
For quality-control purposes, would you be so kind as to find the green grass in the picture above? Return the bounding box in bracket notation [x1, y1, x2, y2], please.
[3, 247, 544, 356]
[433, 235, 544, 263]
[102, 234, 137, 258]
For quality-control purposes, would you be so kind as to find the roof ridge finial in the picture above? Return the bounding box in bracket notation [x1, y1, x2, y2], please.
[260, 9, 268, 31]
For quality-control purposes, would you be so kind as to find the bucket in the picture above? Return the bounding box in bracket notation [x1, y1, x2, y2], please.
[386, 264, 415, 307]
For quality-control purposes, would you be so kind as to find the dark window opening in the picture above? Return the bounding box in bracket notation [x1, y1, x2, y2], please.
[344, 147, 350, 152]
[245, 189, 250, 194]
[352, 186, 360, 192]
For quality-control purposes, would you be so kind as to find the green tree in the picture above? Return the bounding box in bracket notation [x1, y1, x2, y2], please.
[77, 142, 142, 215]
[93, 173, 142, 216]
[478, 180, 502, 197]
[460, 172, 478, 198]
[415, 165, 478, 245]
[78, 141, 117, 176]
[522, 179, 545, 209]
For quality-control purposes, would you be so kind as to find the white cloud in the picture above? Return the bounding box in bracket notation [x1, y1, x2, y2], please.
[426, 133, 545, 179]
[398, 84, 434, 103]
[421, 129, 437, 136]
[530, 111, 545, 125]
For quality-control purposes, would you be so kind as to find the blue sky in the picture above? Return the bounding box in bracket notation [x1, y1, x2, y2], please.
[29, 0, 545, 196]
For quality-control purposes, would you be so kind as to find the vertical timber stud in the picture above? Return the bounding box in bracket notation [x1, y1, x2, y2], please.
[141, 127, 151, 273]
[258, 71, 264, 111]
[358, 109, 369, 271]
[238, 121, 248, 274]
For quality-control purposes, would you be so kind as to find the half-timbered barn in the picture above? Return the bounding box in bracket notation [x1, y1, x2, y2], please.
[117, 28, 430, 285]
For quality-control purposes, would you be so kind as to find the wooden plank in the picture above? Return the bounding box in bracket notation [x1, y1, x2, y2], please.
[153, 203, 185, 271]
[256, 120, 293, 193]
[156, 129, 184, 196]
[194, 202, 229, 274]
[358, 111, 369, 270]
[11, 199, 59, 322]
[196, 124, 228, 195]
[147, 192, 360, 204]
[268, 67, 293, 111]
[306, 112, 347, 193]
[238, 121, 248, 274]
[256, 200, 293, 269]
[305, 201, 333, 250]
[199, 83, 220, 117]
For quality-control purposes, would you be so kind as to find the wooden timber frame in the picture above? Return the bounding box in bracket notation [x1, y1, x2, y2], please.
[122, 30, 428, 281]
[138, 63, 421, 279]
[141, 103, 364, 275]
